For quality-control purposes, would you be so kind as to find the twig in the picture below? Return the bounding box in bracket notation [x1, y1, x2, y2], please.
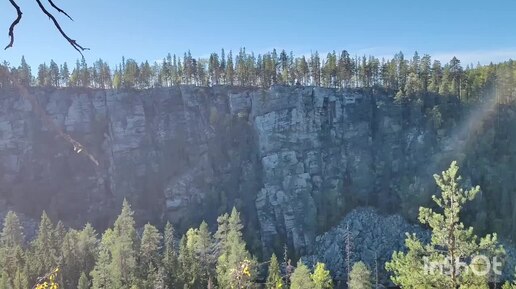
[35, 0, 89, 56]
[4, 0, 23, 50]
[47, 0, 74, 21]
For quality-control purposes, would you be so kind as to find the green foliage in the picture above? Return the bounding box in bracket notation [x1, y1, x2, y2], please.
[290, 262, 314, 289]
[216, 207, 256, 289]
[31, 211, 59, 281]
[386, 161, 504, 289]
[348, 262, 372, 289]
[162, 221, 179, 289]
[266, 253, 283, 289]
[139, 223, 162, 289]
[311, 262, 333, 289]
[77, 272, 89, 289]
[91, 200, 138, 289]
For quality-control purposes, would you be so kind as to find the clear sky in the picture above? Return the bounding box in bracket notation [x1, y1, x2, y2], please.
[0, 0, 514, 68]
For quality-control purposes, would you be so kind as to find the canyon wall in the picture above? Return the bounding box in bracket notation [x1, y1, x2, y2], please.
[0, 86, 481, 255]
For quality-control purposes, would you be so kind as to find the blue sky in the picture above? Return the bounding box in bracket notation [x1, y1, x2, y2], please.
[0, 0, 514, 68]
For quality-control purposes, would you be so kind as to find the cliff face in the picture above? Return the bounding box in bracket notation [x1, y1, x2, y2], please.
[0, 86, 459, 255]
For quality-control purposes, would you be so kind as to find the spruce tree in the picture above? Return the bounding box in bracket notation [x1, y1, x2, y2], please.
[78, 271, 89, 289]
[139, 223, 162, 289]
[290, 262, 314, 289]
[162, 221, 178, 289]
[266, 253, 283, 289]
[31, 211, 58, 281]
[91, 229, 113, 289]
[311, 262, 333, 289]
[77, 223, 98, 278]
[60, 229, 80, 288]
[196, 221, 214, 286]
[386, 161, 504, 288]
[216, 208, 255, 289]
[0, 211, 25, 285]
[91, 200, 138, 289]
[348, 262, 372, 289]
[0, 272, 7, 289]
[111, 200, 138, 288]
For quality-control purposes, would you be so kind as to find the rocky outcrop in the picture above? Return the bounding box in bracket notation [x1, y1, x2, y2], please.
[0, 85, 467, 255]
[302, 207, 516, 285]
[301, 208, 428, 285]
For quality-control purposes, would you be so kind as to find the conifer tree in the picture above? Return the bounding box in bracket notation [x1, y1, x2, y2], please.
[60, 229, 80, 288]
[31, 211, 58, 281]
[196, 221, 214, 286]
[162, 221, 178, 289]
[91, 200, 137, 289]
[348, 262, 372, 289]
[0, 272, 8, 289]
[77, 223, 98, 278]
[290, 262, 314, 289]
[311, 262, 333, 289]
[91, 229, 113, 289]
[226, 50, 234, 85]
[266, 253, 283, 289]
[78, 271, 89, 289]
[386, 161, 504, 289]
[18, 56, 32, 86]
[60, 62, 70, 86]
[139, 223, 162, 289]
[216, 208, 255, 289]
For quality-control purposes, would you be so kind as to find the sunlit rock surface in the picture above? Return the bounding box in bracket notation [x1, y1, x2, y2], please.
[0, 85, 461, 255]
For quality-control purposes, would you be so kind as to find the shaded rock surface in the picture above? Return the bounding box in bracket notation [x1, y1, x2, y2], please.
[0, 85, 472, 256]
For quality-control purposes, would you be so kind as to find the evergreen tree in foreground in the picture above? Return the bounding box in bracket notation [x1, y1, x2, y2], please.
[386, 161, 504, 289]
[266, 253, 283, 289]
[348, 261, 372, 289]
[311, 262, 333, 289]
[216, 207, 256, 289]
[290, 262, 314, 289]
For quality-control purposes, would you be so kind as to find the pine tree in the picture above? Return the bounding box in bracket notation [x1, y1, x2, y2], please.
[311, 262, 333, 289]
[196, 221, 214, 286]
[178, 233, 198, 288]
[162, 221, 178, 289]
[1, 211, 24, 249]
[78, 271, 89, 289]
[111, 200, 138, 288]
[139, 223, 162, 289]
[31, 211, 58, 281]
[0, 271, 8, 289]
[18, 56, 32, 86]
[37, 63, 49, 86]
[290, 262, 314, 289]
[348, 262, 372, 289]
[91, 229, 113, 289]
[216, 208, 255, 289]
[266, 253, 283, 289]
[386, 161, 504, 288]
[49, 60, 60, 87]
[60, 229, 80, 288]
[77, 223, 98, 277]
[91, 200, 137, 289]
[226, 50, 234, 85]
[60, 62, 70, 86]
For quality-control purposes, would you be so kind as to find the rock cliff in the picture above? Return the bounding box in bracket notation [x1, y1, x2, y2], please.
[0, 85, 480, 256]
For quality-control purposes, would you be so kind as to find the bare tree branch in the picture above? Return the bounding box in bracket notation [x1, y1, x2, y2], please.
[47, 0, 74, 21]
[35, 0, 89, 56]
[4, 0, 23, 50]
[4, 0, 87, 55]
